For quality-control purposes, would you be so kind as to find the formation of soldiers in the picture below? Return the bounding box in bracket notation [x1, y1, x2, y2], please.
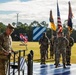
[39, 31, 74, 68]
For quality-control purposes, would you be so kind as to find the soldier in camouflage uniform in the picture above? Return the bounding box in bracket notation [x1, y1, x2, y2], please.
[0, 24, 15, 75]
[66, 32, 74, 66]
[50, 35, 55, 59]
[53, 35, 57, 65]
[39, 32, 49, 64]
[55, 32, 69, 68]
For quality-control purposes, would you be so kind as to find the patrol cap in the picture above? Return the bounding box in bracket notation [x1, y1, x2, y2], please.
[7, 23, 16, 29]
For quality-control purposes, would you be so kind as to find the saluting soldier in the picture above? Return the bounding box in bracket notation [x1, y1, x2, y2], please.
[66, 32, 74, 66]
[0, 24, 16, 75]
[39, 32, 49, 64]
[55, 31, 69, 68]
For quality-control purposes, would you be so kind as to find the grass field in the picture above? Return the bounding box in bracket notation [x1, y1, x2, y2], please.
[12, 41, 76, 64]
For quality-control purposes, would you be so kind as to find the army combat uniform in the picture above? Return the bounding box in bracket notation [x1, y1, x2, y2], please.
[66, 36, 74, 65]
[39, 33, 49, 64]
[50, 38, 54, 59]
[0, 32, 12, 75]
[53, 36, 57, 65]
[50, 36, 56, 59]
[55, 36, 69, 68]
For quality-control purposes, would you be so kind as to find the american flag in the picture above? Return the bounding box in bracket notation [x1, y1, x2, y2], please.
[68, 1, 73, 33]
[57, 1, 62, 33]
[20, 33, 28, 43]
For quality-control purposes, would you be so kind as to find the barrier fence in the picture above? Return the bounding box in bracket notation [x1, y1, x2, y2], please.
[8, 50, 33, 75]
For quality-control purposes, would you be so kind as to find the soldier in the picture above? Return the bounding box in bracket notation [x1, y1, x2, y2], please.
[55, 32, 69, 68]
[66, 32, 74, 66]
[53, 34, 57, 65]
[50, 35, 55, 59]
[46, 40, 49, 59]
[39, 32, 49, 64]
[0, 24, 16, 75]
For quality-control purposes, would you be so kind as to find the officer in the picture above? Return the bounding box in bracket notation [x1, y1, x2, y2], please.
[66, 32, 74, 66]
[55, 31, 69, 68]
[39, 32, 49, 64]
[0, 23, 16, 75]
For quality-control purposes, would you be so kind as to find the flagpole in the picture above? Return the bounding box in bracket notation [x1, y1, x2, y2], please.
[57, 0, 58, 29]
[57, 0, 63, 33]
[50, 10, 53, 38]
[68, 1, 73, 34]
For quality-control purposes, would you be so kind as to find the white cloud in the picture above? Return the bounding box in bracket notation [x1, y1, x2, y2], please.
[0, 0, 76, 27]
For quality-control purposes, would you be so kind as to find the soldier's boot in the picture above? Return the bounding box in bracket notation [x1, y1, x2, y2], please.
[66, 58, 71, 66]
[54, 62, 56, 65]
[55, 65, 58, 68]
[68, 63, 71, 66]
[68, 57, 71, 66]
[63, 63, 66, 68]
[40, 58, 44, 64]
[66, 56, 71, 66]
[66, 62, 71, 66]
[55, 63, 58, 68]
[42, 57, 46, 64]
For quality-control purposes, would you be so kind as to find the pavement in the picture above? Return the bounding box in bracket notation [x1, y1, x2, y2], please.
[8, 62, 76, 75]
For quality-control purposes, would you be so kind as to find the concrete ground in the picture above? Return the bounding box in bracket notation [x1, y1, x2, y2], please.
[8, 63, 76, 75]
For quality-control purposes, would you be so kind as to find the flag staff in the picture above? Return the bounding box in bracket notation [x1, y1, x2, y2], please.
[67, 1, 73, 34]
[57, 0, 62, 33]
[50, 10, 53, 38]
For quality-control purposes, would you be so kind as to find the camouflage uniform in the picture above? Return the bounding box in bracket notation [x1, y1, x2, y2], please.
[0, 32, 13, 75]
[66, 35, 74, 65]
[50, 36, 55, 59]
[39, 33, 49, 64]
[46, 42, 49, 59]
[55, 33, 69, 68]
[0, 32, 12, 75]
[53, 36, 57, 64]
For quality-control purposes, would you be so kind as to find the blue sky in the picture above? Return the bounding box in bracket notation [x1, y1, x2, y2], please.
[0, 0, 29, 3]
[0, 0, 76, 29]
[0, 0, 11, 3]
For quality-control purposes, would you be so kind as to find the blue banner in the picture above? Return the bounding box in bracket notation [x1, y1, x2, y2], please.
[33, 27, 46, 41]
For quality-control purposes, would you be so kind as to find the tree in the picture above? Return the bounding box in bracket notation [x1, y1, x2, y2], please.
[30, 20, 41, 27]
[0, 22, 6, 34]
[24, 23, 28, 26]
[40, 21, 48, 28]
